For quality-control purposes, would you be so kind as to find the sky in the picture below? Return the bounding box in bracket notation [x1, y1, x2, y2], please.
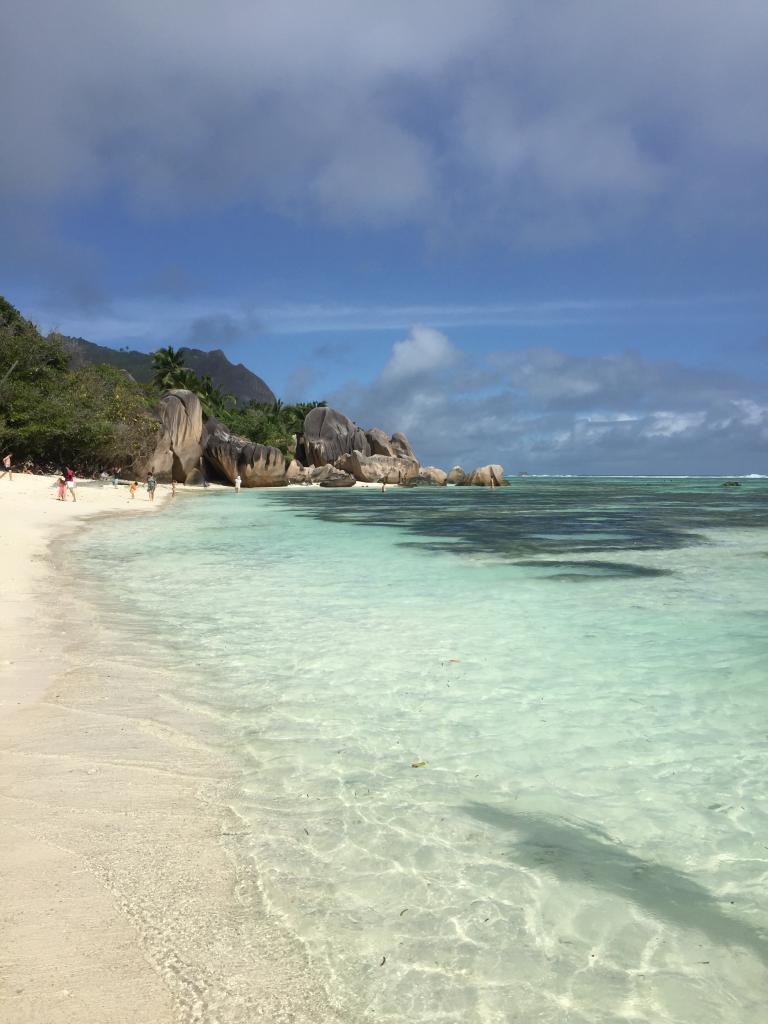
[2, 0, 767, 474]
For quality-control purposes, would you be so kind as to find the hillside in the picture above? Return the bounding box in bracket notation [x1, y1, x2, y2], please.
[60, 336, 276, 405]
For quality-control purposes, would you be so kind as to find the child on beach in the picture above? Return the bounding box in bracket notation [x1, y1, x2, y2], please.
[129, 481, 138, 499]
[56, 477, 66, 500]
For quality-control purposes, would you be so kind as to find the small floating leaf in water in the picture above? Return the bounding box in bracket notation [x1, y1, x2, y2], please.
[399, 908, 408, 916]
[411, 760, 427, 768]
[380, 955, 387, 966]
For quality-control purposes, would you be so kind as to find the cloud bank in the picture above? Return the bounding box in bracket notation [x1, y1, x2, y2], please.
[2, 1, 768, 244]
[334, 327, 768, 475]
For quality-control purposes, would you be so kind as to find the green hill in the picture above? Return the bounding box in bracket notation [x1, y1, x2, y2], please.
[60, 337, 276, 405]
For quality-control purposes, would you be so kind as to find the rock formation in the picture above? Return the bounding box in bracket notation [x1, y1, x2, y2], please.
[136, 388, 512, 493]
[459, 464, 509, 486]
[204, 419, 286, 487]
[401, 466, 448, 487]
[391, 432, 417, 461]
[317, 467, 356, 487]
[286, 459, 311, 483]
[335, 450, 419, 484]
[141, 389, 204, 482]
[365, 428, 396, 457]
[303, 407, 370, 467]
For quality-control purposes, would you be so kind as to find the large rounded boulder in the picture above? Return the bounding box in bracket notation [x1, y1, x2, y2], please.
[204, 420, 286, 486]
[318, 468, 356, 487]
[140, 388, 204, 482]
[460, 464, 509, 486]
[303, 407, 370, 467]
[401, 466, 448, 487]
[335, 450, 419, 484]
[391, 432, 417, 461]
[446, 466, 467, 485]
[365, 428, 395, 457]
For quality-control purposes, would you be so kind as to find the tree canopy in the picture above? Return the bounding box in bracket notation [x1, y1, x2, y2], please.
[0, 299, 158, 471]
[0, 296, 324, 470]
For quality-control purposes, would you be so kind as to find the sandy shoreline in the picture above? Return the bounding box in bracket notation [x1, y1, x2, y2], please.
[0, 476, 348, 1024]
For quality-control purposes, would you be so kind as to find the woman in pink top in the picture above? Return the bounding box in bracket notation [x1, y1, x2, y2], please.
[64, 467, 77, 502]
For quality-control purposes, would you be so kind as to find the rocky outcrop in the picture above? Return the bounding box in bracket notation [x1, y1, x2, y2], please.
[286, 459, 311, 483]
[459, 464, 509, 487]
[391, 432, 417, 461]
[303, 407, 370, 467]
[141, 389, 204, 482]
[204, 420, 286, 487]
[446, 466, 467, 485]
[318, 467, 356, 487]
[401, 466, 447, 487]
[335, 450, 419, 484]
[365, 428, 396, 457]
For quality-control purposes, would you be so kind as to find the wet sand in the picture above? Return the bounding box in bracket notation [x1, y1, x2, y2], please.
[0, 476, 347, 1024]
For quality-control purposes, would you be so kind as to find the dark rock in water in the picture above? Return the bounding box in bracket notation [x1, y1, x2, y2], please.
[318, 468, 356, 487]
[459, 464, 509, 487]
[204, 419, 286, 486]
[335, 450, 419, 484]
[303, 406, 370, 467]
[446, 466, 467, 485]
[140, 388, 204, 482]
[401, 466, 448, 487]
[721, 480, 741, 487]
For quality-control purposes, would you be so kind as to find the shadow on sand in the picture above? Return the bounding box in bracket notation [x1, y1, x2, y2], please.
[464, 802, 768, 963]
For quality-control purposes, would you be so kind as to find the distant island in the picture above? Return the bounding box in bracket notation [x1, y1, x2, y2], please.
[0, 296, 507, 488]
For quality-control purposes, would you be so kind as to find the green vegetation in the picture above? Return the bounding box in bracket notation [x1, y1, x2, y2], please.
[151, 348, 324, 456]
[0, 296, 324, 470]
[0, 298, 158, 471]
[222, 398, 325, 457]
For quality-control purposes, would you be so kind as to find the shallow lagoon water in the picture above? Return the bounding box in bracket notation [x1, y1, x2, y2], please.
[74, 478, 768, 1023]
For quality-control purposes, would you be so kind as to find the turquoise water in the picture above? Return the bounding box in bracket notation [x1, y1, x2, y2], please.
[74, 479, 768, 1023]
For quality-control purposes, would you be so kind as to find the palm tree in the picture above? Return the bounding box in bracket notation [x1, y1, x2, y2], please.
[196, 374, 235, 418]
[151, 346, 187, 389]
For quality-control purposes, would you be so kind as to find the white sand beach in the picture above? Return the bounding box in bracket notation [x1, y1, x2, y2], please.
[0, 476, 346, 1024]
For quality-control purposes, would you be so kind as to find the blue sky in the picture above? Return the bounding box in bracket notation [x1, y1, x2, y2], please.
[2, 1, 767, 473]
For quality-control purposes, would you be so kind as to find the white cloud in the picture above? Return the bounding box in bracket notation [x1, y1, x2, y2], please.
[334, 328, 768, 474]
[380, 326, 460, 382]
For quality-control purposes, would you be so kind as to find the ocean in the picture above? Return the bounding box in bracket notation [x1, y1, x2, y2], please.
[71, 477, 768, 1023]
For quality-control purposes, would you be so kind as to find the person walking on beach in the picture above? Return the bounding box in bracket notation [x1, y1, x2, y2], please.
[56, 476, 66, 501]
[64, 467, 77, 501]
[0, 452, 13, 481]
[146, 473, 157, 502]
[112, 466, 121, 487]
[129, 481, 138, 499]
[234, 474, 241, 493]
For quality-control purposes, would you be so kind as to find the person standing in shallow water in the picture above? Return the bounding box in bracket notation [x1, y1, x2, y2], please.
[146, 473, 157, 502]
[234, 474, 241, 493]
[0, 452, 12, 481]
